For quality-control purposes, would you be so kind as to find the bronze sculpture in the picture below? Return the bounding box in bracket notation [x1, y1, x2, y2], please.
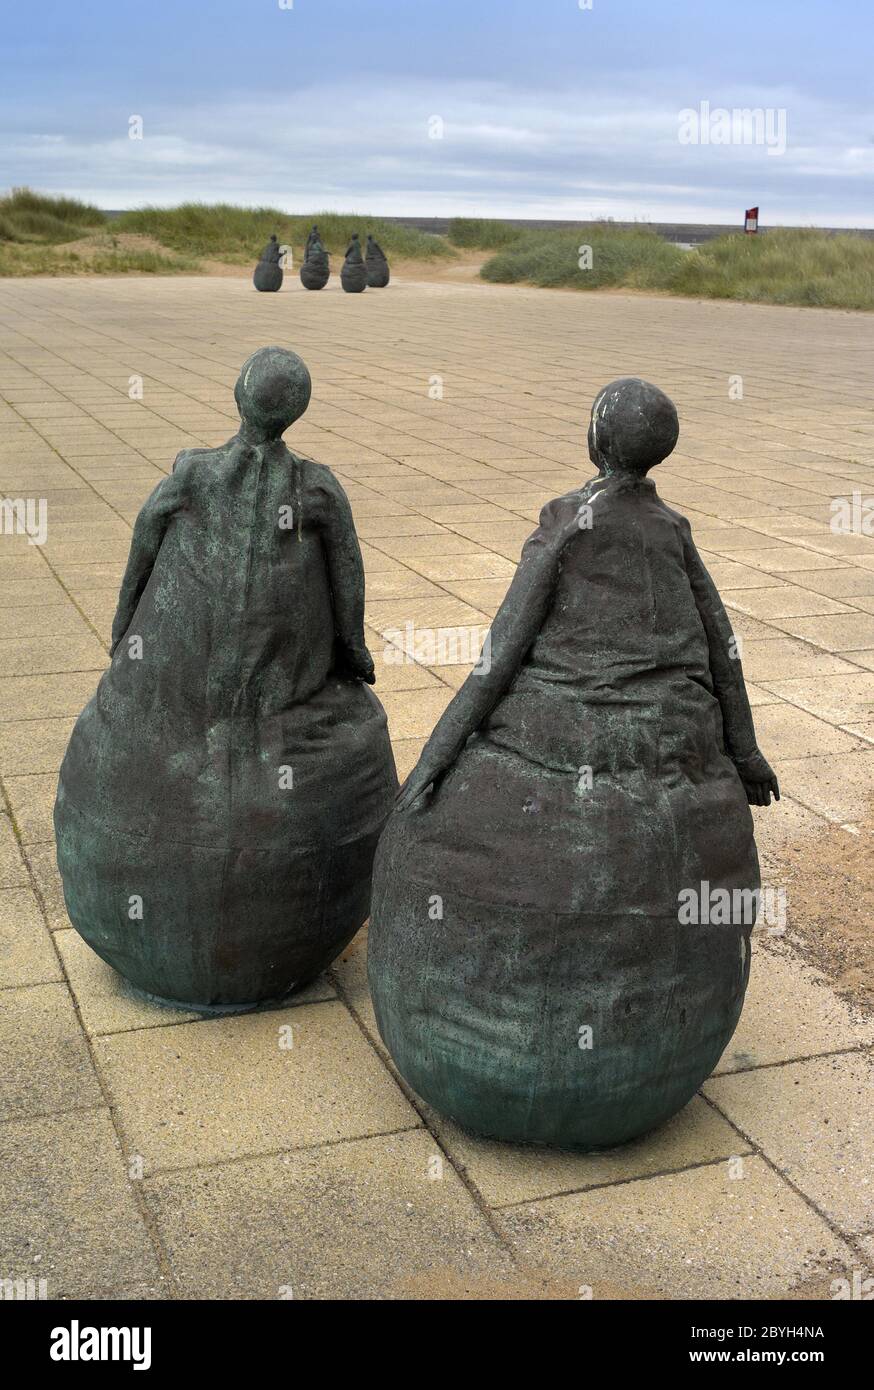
[55, 347, 397, 1012]
[365, 235, 390, 288]
[253, 234, 283, 292]
[369, 378, 778, 1149]
[340, 234, 367, 293]
[300, 231, 330, 291]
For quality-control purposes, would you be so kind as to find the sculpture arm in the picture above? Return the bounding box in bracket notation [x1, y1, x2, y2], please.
[682, 525, 779, 806]
[109, 462, 189, 656]
[320, 473, 375, 684]
[397, 490, 591, 810]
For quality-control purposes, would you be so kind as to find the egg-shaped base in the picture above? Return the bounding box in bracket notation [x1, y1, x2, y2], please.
[56, 804, 385, 1011]
[340, 265, 367, 293]
[300, 263, 330, 290]
[253, 263, 283, 291]
[369, 839, 750, 1150]
[365, 262, 390, 288]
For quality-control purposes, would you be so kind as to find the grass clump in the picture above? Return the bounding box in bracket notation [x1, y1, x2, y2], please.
[0, 187, 107, 243]
[480, 223, 874, 310]
[0, 240, 197, 277]
[114, 204, 452, 264]
[481, 224, 684, 290]
[448, 217, 524, 249]
[668, 229, 874, 311]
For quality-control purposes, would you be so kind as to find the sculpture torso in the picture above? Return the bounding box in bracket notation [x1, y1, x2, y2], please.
[60, 441, 393, 850]
[487, 478, 720, 774]
[117, 441, 341, 719]
[388, 473, 757, 913]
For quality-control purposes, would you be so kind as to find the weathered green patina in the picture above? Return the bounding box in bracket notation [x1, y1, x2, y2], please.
[340, 234, 367, 293]
[55, 347, 397, 1012]
[365, 235, 390, 288]
[300, 233, 330, 291]
[253, 235, 283, 292]
[369, 378, 779, 1150]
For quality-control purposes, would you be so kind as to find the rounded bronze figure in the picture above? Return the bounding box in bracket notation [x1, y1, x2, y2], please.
[369, 378, 778, 1149]
[253, 234, 283, 291]
[340, 234, 367, 293]
[55, 347, 397, 1012]
[365, 235, 390, 288]
[300, 232, 330, 290]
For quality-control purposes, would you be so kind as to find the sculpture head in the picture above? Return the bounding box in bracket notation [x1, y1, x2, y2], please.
[587, 377, 679, 476]
[234, 346, 312, 440]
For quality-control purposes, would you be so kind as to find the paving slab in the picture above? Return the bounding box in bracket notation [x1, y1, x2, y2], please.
[94, 1000, 420, 1173]
[143, 1130, 523, 1300]
[495, 1156, 857, 1300]
[3, 773, 58, 844]
[0, 981, 101, 1121]
[749, 703, 863, 759]
[705, 1054, 874, 1236]
[0, 885, 61, 988]
[716, 948, 874, 1074]
[23, 840, 70, 930]
[427, 1097, 751, 1209]
[725, 587, 854, 620]
[778, 613, 874, 652]
[774, 750, 874, 823]
[0, 671, 100, 720]
[0, 1109, 166, 1299]
[0, 813, 28, 889]
[760, 673, 874, 726]
[0, 716, 76, 776]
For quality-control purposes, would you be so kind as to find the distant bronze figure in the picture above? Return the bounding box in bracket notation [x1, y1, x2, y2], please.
[369, 378, 778, 1149]
[253, 234, 283, 292]
[340, 233, 367, 293]
[300, 231, 330, 291]
[365, 234, 390, 288]
[55, 347, 397, 1012]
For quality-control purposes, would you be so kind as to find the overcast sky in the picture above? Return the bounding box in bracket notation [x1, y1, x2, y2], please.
[3, 0, 872, 225]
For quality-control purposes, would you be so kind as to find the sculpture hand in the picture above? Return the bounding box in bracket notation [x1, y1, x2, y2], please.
[734, 749, 780, 807]
[336, 641, 376, 684]
[395, 751, 451, 812]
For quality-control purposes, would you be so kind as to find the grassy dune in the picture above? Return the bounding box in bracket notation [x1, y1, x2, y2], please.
[448, 217, 524, 249]
[0, 241, 198, 276]
[0, 189, 196, 275]
[473, 219, 874, 310]
[480, 224, 684, 290]
[0, 190, 450, 276]
[0, 188, 106, 244]
[669, 229, 874, 310]
[2, 192, 871, 307]
[114, 204, 452, 263]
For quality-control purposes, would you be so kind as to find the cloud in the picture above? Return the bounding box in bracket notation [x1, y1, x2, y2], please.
[4, 77, 872, 226]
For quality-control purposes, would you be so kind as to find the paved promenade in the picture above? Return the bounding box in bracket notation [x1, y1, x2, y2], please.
[0, 273, 871, 1299]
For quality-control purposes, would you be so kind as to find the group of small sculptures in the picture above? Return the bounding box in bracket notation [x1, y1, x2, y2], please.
[253, 227, 390, 293]
[55, 347, 779, 1152]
